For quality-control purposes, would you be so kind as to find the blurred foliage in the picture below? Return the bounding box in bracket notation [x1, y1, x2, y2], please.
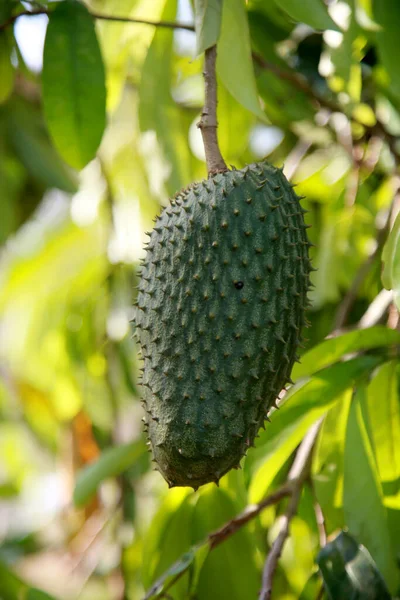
[1, 0, 400, 599]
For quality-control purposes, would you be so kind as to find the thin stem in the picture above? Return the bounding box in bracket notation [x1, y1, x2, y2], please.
[253, 52, 400, 167]
[143, 482, 292, 600]
[258, 420, 322, 600]
[197, 45, 228, 176]
[209, 482, 293, 550]
[0, 8, 195, 32]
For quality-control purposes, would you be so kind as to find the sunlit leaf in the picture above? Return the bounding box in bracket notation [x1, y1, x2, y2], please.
[273, 0, 340, 31]
[299, 571, 322, 599]
[42, 0, 106, 169]
[352, 103, 376, 126]
[248, 356, 382, 502]
[312, 393, 351, 533]
[217, 0, 265, 120]
[276, 515, 317, 596]
[74, 440, 146, 507]
[382, 209, 400, 308]
[344, 386, 398, 591]
[142, 490, 195, 597]
[194, 0, 222, 56]
[366, 361, 400, 485]
[138, 0, 192, 193]
[292, 326, 400, 380]
[217, 80, 255, 162]
[317, 531, 391, 599]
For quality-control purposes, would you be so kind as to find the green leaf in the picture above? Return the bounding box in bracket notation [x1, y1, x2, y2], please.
[144, 541, 209, 600]
[366, 361, 400, 484]
[292, 326, 400, 381]
[42, 0, 106, 169]
[0, 31, 14, 104]
[344, 387, 398, 591]
[317, 531, 391, 600]
[73, 440, 145, 507]
[194, 0, 223, 56]
[142, 490, 195, 597]
[299, 571, 322, 599]
[374, 0, 400, 99]
[312, 395, 351, 533]
[139, 0, 192, 194]
[248, 356, 382, 502]
[216, 0, 266, 121]
[192, 487, 260, 600]
[382, 209, 400, 308]
[217, 80, 255, 162]
[273, 0, 340, 31]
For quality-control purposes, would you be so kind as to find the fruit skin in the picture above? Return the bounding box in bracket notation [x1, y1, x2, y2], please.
[134, 161, 312, 490]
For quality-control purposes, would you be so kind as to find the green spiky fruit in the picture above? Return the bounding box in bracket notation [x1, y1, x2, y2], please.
[134, 161, 312, 490]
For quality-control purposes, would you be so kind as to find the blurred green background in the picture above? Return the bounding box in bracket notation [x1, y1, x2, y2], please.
[2, 0, 400, 599]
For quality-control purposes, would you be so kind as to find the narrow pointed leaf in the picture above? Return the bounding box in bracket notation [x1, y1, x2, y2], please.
[217, 0, 266, 120]
[194, 0, 223, 56]
[139, 0, 192, 194]
[344, 387, 398, 591]
[292, 326, 400, 381]
[74, 440, 145, 507]
[42, 0, 106, 169]
[248, 356, 382, 501]
[382, 209, 400, 309]
[366, 361, 400, 484]
[144, 541, 209, 600]
[273, 0, 340, 31]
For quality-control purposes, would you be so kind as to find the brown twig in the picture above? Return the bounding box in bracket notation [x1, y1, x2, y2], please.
[0, 8, 196, 33]
[143, 482, 293, 600]
[209, 482, 293, 550]
[197, 45, 228, 176]
[4, 8, 399, 168]
[259, 420, 322, 600]
[313, 496, 327, 549]
[253, 52, 400, 166]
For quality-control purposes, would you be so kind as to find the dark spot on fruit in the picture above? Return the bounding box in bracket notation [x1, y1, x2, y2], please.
[234, 281, 244, 290]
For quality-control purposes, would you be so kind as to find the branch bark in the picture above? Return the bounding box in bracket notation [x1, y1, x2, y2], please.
[258, 420, 322, 600]
[0, 8, 195, 33]
[197, 45, 228, 176]
[209, 482, 293, 550]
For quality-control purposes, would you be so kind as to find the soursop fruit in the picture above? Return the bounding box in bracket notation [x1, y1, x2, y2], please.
[134, 161, 312, 490]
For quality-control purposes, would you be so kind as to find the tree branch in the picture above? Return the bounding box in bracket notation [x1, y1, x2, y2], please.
[209, 482, 293, 550]
[197, 45, 228, 176]
[252, 52, 400, 167]
[259, 420, 322, 600]
[0, 8, 196, 33]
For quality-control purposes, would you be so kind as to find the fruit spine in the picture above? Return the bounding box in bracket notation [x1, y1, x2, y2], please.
[134, 161, 312, 489]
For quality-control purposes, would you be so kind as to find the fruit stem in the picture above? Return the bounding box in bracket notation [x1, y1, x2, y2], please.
[197, 45, 228, 176]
